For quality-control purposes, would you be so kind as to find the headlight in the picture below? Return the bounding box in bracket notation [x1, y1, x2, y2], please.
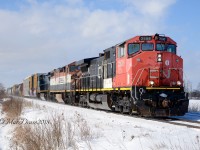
[149, 81, 154, 86]
[177, 81, 181, 86]
[158, 58, 162, 62]
[157, 54, 162, 62]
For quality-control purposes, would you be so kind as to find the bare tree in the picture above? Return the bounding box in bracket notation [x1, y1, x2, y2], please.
[0, 83, 6, 99]
[197, 82, 200, 91]
[189, 82, 200, 99]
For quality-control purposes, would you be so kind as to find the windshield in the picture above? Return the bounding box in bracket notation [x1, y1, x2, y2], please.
[156, 43, 176, 54]
[166, 44, 176, 54]
[156, 43, 165, 51]
[128, 43, 140, 55]
[141, 43, 154, 51]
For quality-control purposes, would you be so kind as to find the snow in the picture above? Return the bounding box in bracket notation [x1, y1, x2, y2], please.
[0, 98, 200, 150]
[0, 105, 13, 150]
[189, 100, 200, 112]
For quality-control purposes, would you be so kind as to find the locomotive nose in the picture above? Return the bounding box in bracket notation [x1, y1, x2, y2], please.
[158, 52, 183, 86]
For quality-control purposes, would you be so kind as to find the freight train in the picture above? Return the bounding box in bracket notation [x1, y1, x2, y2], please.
[7, 34, 189, 117]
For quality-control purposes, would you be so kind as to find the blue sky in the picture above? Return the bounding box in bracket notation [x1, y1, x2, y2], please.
[0, 0, 199, 90]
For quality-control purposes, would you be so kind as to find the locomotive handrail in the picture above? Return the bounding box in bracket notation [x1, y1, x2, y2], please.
[131, 67, 147, 100]
[134, 68, 146, 100]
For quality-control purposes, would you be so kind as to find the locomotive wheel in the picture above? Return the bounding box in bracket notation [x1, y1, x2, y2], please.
[129, 108, 133, 115]
[120, 106, 123, 114]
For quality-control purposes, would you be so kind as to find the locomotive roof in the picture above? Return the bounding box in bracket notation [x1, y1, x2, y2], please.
[116, 34, 176, 45]
[75, 57, 98, 66]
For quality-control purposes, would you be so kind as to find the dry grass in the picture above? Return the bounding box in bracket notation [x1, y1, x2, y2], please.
[2, 97, 24, 119]
[73, 112, 94, 150]
[1, 98, 97, 150]
[11, 113, 77, 150]
[1, 97, 43, 119]
[73, 112, 92, 140]
[10, 112, 97, 150]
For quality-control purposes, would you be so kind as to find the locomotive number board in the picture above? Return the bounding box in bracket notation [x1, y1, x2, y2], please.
[139, 36, 152, 41]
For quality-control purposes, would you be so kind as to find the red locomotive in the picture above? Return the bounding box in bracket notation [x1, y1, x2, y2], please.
[111, 33, 189, 116]
[8, 33, 189, 117]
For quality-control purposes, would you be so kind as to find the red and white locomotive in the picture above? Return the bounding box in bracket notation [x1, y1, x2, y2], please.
[8, 34, 189, 117]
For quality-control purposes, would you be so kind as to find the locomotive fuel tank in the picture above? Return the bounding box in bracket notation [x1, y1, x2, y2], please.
[89, 94, 105, 102]
[88, 94, 111, 110]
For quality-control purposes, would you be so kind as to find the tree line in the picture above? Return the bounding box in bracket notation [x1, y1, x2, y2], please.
[0, 83, 6, 99]
[188, 82, 200, 99]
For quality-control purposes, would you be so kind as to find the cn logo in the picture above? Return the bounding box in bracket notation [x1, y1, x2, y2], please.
[165, 60, 170, 66]
[163, 70, 171, 79]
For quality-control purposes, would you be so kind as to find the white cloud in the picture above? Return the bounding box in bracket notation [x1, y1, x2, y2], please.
[0, 0, 176, 87]
[124, 0, 176, 17]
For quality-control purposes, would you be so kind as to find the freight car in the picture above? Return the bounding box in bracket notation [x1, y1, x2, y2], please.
[23, 73, 49, 98]
[8, 34, 189, 117]
[7, 83, 23, 97]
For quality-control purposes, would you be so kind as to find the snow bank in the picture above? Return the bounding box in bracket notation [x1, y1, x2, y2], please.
[189, 99, 200, 112]
[0, 105, 13, 150]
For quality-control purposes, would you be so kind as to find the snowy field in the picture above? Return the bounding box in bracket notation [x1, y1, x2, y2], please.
[189, 100, 200, 112]
[0, 98, 200, 150]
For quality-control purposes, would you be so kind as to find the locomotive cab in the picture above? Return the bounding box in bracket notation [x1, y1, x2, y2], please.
[113, 34, 189, 117]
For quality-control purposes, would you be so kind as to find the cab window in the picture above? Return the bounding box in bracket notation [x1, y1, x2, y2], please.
[156, 43, 165, 51]
[128, 43, 140, 55]
[167, 44, 176, 54]
[142, 43, 154, 51]
[118, 46, 125, 58]
[156, 43, 176, 54]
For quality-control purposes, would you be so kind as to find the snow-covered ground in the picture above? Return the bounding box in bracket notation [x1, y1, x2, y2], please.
[189, 100, 200, 112]
[0, 98, 200, 150]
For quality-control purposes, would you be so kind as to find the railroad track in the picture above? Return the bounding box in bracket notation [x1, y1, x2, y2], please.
[10, 96, 200, 129]
[157, 118, 200, 129]
[107, 111, 200, 130]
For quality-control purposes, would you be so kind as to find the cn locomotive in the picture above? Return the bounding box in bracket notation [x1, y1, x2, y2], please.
[7, 34, 189, 117]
